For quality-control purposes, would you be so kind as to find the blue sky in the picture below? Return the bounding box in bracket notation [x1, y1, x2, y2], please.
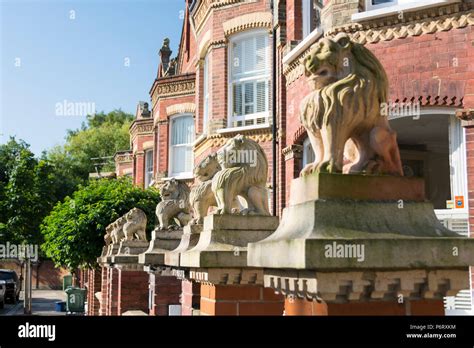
[0, 0, 184, 155]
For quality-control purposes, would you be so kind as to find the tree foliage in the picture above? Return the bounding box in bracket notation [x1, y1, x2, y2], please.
[0, 138, 57, 245]
[45, 109, 134, 198]
[41, 177, 160, 270]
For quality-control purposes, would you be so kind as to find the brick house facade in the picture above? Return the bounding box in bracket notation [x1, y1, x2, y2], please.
[120, 0, 474, 313]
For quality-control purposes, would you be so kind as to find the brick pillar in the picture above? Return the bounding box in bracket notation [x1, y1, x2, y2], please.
[117, 269, 149, 315]
[134, 152, 145, 188]
[107, 268, 120, 316]
[181, 279, 201, 316]
[200, 284, 284, 316]
[284, 297, 444, 315]
[88, 268, 101, 316]
[99, 266, 108, 316]
[149, 273, 182, 316]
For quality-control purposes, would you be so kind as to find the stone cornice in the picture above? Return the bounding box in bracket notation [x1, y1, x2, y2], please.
[130, 118, 154, 143]
[114, 151, 133, 163]
[282, 144, 303, 161]
[283, 9, 474, 86]
[456, 108, 474, 122]
[150, 73, 196, 107]
[194, 127, 273, 157]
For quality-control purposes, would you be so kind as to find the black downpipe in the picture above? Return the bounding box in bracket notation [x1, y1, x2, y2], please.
[271, 0, 278, 216]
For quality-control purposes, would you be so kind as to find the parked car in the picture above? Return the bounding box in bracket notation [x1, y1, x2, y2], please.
[0, 280, 5, 309]
[0, 270, 20, 304]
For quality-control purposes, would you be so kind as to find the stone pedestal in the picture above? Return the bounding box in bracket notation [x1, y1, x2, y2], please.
[180, 214, 279, 268]
[165, 225, 203, 266]
[139, 229, 184, 266]
[112, 240, 149, 264]
[248, 172, 474, 315]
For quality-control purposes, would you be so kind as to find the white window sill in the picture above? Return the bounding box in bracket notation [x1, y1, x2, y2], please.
[352, 0, 460, 22]
[282, 27, 324, 67]
[217, 123, 271, 134]
[193, 133, 207, 147]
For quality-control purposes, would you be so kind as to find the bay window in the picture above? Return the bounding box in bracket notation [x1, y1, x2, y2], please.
[229, 30, 270, 128]
[203, 53, 210, 134]
[169, 114, 195, 178]
[144, 150, 154, 188]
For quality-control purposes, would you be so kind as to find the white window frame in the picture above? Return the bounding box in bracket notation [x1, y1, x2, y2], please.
[354, 1, 459, 22]
[203, 52, 210, 135]
[302, 137, 315, 169]
[366, 0, 397, 12]
[168, 113, 195, 179]
[144, 149, 154, 188]
[227, 29, 270, 129]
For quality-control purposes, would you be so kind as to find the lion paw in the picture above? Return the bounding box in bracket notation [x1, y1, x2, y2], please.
[300, 162, 318, 177]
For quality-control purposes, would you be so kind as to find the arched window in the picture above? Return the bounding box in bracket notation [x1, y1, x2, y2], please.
[169, 114, 195, 178]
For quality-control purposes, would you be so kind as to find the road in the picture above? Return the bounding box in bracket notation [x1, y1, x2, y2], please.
[0, 290, 67, 316]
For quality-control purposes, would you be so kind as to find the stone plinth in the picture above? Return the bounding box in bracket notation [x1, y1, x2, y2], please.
[165, 224, 203, 266]
[247, 172, 474, 307]
[138, 229, 183, 266]
[111, 240, 149, 265]
[180, 214, 279, 268]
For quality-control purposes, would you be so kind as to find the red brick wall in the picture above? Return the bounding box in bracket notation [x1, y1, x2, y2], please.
[200, 283, 284, 316]
[148, 274, 181, 316]
[117, 269, 149, 315]
[181, 279, 201, 315]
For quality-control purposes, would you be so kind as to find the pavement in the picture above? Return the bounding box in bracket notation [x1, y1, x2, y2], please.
[0, 290, 67, 316]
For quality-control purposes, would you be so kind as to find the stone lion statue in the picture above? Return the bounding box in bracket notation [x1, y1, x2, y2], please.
[123, 208, 148, 241]
[104, 224, 113, 246]
[189, 153, 221, 225]
[110, 216, 126, 244]
[299, 33, 403, 176]
[156, 178, 192, 229]
[212, 135, 270, 215]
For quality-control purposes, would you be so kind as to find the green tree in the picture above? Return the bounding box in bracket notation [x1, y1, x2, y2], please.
[41, 177, 160, 270]
[0, 138, 57, 245]
[45, 109, 134, 199]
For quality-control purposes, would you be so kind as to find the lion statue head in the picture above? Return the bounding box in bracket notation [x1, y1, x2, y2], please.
[159, 178, 190, 202]
[299, 33, 403, 176]
[194, 153, 221, 182]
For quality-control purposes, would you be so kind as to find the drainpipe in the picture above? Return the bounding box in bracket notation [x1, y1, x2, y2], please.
[271, 0, 278, 216]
